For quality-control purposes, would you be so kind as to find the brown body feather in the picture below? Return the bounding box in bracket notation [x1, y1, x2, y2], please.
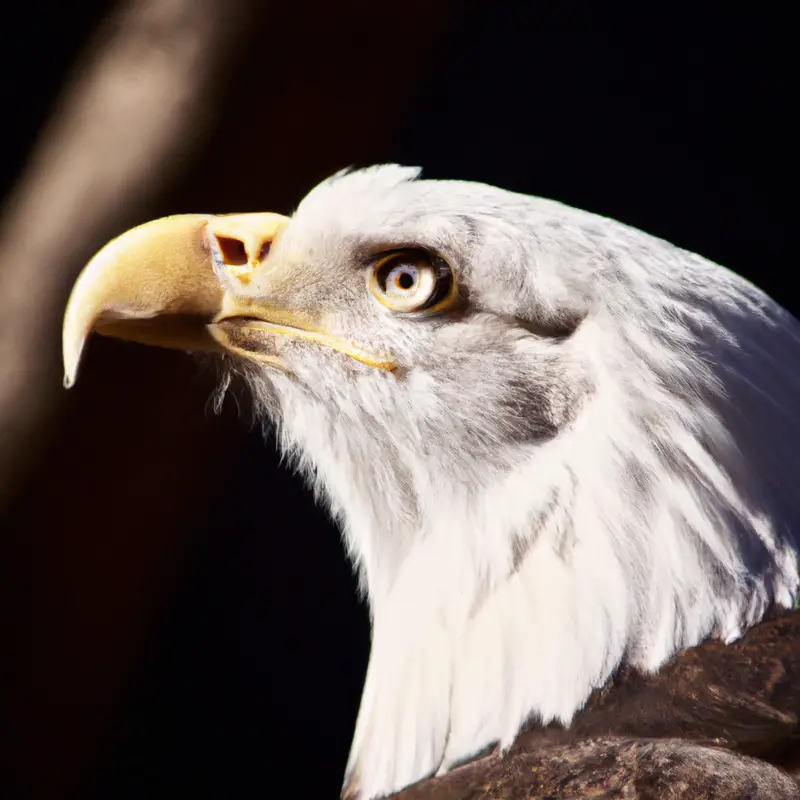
[392, 611, 800, 799]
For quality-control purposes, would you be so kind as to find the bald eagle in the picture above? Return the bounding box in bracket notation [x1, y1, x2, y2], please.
[63, 166, 800, 799]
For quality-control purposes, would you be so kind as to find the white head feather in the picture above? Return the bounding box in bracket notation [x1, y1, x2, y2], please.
[215, 165, 800, 799]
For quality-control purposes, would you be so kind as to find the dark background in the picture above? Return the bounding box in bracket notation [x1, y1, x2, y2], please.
[1, 2, 795, 798]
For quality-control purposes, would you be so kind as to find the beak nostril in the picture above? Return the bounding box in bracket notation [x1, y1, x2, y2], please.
[215, 235, 248, 266]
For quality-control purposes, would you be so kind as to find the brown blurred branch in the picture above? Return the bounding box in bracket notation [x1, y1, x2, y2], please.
[0, 0, 257, 509]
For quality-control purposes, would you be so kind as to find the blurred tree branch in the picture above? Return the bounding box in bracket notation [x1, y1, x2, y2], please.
[0, 0, 257, 509]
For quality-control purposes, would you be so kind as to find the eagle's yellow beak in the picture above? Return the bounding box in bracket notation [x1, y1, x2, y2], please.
[62, 212, 289, 387]
[62, 211, 396, 387]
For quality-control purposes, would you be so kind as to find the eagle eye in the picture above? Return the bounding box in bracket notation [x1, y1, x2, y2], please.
[369, 250, 456, 314]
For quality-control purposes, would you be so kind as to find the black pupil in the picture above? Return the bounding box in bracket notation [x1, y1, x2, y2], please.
[397, 270, 415, 290]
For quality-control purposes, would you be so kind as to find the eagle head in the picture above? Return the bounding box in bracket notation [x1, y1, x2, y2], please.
[63, 165, 800, 799]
